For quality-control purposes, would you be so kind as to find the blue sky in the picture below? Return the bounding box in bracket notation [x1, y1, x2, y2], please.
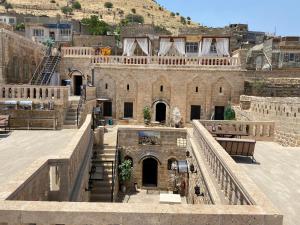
[156, 0, 300, 36]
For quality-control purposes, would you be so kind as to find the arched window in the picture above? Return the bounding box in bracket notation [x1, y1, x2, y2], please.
[219, 86, 223, 94]
[160, 85, 164, 92]
[124, 155, 133, 167]
[105, 83, 108, 89]
[195, 86, 198, 93]
[127, 84, 130, 91]
[167, 158, 177, 170]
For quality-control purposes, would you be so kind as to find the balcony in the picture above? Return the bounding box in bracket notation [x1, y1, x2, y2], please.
[61, 47, 241, 69]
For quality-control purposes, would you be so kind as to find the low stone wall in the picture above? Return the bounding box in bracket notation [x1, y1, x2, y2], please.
[4, 115, 93, 202]
[236, 95, 300, 146]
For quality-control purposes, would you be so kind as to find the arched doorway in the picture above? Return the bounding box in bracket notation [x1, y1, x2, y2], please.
[155, 102, 166, 123]
[142, 158, 158, 187]
[73, 75, 83, 96]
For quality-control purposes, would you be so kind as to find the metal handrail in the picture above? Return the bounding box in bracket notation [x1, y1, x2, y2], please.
[29, 56, 46, 85]
[111, 131, 119, 202]
[76, 86, 86, 127]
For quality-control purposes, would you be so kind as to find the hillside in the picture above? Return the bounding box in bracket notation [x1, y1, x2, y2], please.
[0, 0, 199, 33]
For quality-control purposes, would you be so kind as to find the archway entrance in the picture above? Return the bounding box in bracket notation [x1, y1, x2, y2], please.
[155, 102, 166, 123]
[142, 158, 158, 187]
[73, 75, 83, 96]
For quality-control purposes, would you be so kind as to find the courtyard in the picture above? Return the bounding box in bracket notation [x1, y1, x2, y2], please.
[236, 141, 300, 225]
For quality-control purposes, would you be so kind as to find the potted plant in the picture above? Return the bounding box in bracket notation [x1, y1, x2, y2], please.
[143, 106, 151, 125]
[224, 102, 236, 120]
[118, 159, 132, 193]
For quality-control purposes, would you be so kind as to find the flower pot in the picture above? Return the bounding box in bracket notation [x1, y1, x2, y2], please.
[121, 184, 126, 193]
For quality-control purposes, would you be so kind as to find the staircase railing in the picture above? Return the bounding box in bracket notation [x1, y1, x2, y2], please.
[43, 56, 61, 85]
[29, 56, 47, 85]
[77, 86, 87, 127]
[111, 131, 119, 202]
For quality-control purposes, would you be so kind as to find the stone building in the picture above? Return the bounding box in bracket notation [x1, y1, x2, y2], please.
[0, 28, 45, 84]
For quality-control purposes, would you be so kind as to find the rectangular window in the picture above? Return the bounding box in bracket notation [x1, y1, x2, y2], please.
[190, 105, 201, 120]
[210, 42, 217, 54]
[8, 18, 15, 24]
[295, 54, 300, 63]
[289, 53, 295, 62]
[283, 53, 289, 62]
[103, 101, 112, 117]
[33, 29, 44, 37]
[60, 29, 71, 36]
[124, 102, 133, 118]
[185, 42, 199, 53]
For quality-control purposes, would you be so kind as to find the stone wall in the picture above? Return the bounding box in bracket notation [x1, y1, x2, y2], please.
[0, 28, 45, 84]
[236, 95, 300, 146]
[93, 66, 245, 124]
[5, 115, 93, 201]
[117, 127, 187, 190]
[244, 78, 300, 97]
[72, 35, 118, 53]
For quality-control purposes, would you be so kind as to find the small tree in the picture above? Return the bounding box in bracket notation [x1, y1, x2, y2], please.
[170, 12, 175, 17]
[81, 15, 110, 35]
[224, 103, 236, 120]
[124, 14, 144, 24]
[61, 6, 73, 15]
[72, 1, 81, 10]
[180, 16, 186, 25]
[4, 2, 13, 11]
[16, 23, 25, 31]
[104, 2, 113, 9]
[143, 106, 151, 123]
[118, 160, 132, 183]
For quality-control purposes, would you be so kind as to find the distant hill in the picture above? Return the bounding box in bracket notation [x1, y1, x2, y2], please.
[0, 0, 199, 33]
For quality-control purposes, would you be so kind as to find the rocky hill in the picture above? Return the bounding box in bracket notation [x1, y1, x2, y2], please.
[0, 0, 199, 33]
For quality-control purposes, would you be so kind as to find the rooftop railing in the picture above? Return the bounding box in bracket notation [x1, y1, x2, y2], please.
[61, 47, 241, 68]
[0, 85, 69, 106]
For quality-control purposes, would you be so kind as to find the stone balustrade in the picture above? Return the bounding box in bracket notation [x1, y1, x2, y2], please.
[61, 47, 95, 57]
[193, 120, 255, 205]
[0, 85, 69, 106]
[200, 120, 275, 141]
[61, 47, 240, 68]
[90, 55, 240, 67]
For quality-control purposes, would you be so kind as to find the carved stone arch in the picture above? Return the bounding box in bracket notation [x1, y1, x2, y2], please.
[212, 76, 233, 106]
[96, 75, 116, 99]
[152, 76, 171, 103]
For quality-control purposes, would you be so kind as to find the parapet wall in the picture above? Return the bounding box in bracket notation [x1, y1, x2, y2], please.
[2, 115, 93, 202]
[236, 95, 300, 146]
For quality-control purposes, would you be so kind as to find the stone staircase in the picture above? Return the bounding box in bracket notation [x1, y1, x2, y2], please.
[63, 99, 79, 129]
[89, 145, 116, 202]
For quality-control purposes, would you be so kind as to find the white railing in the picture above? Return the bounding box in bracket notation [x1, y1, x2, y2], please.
[61, 47, 240, 68]
[0, 85, 69, 106]
[90, 55, 240, 67]
[61, 47, 95, 57]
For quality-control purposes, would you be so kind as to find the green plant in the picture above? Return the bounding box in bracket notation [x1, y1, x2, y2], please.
[61, 6, 73, 15]
[72, 1, 81, 10]
[16, 23, 25, 31]
[118, 160, 132, 182]
[180, 16, 186, 25]
[224, 103, 236, 120]
[104, 1, 113, 9]
[81, 15, 110, 35]
[143, 106, 151, 121]
[124, 14, 144, 24]
[187, 16, 191, 21]
[131, 8, 136, 14]
[170, 12, 175, 17]
[4, 2, 13, 10]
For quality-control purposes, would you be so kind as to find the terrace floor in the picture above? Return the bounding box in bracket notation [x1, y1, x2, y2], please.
[0, 129, 77, 187]
[235, 141, 300, 225]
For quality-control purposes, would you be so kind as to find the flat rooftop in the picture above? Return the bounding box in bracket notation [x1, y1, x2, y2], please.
[236, 141, 300, 225]
[0, 130, 77, 188]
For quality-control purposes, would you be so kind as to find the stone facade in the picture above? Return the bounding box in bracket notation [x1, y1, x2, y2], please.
[0, 28, 45, 84]
[93, 66, 245, 124]
[117, 127, 187, 190]
[236, 95, 300, 146]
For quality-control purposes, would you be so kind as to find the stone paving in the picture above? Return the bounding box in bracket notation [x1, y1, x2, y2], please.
[0, 129, 77, 186]
[235, 141, 300, 225]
